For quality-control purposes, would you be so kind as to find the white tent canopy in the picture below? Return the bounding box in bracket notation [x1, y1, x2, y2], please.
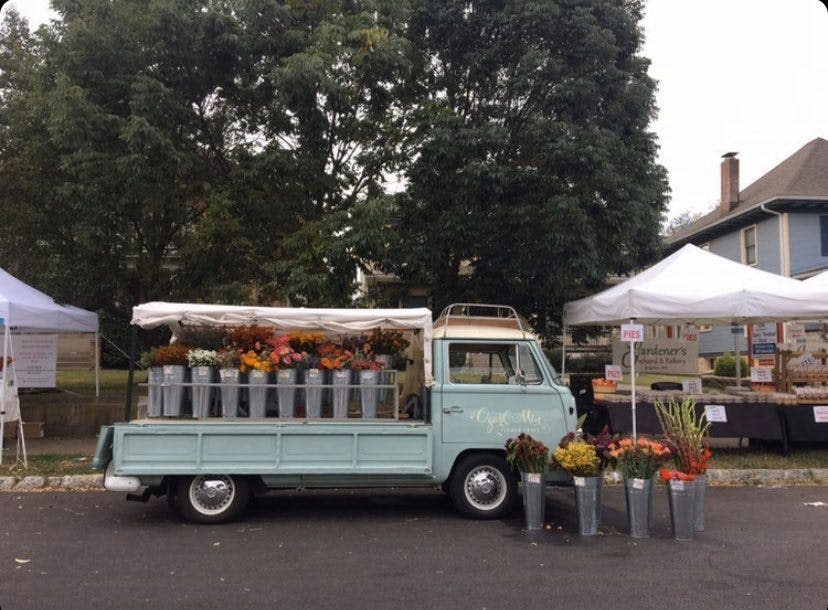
[0, 268, 100, 465]
[804, 270, 828, 286]
[132, 302, 435, 386]
[563, 244, 828, 327]
[0, 268, 98, 332]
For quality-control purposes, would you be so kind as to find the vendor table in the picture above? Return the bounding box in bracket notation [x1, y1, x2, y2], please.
[781, 404, 828, 443]
[599, 399, 786, 442]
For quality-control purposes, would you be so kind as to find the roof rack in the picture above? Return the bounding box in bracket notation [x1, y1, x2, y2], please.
[435, 303, 530, 337]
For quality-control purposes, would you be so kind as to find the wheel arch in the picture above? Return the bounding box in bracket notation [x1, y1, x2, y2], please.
[444, 448, 509, 487]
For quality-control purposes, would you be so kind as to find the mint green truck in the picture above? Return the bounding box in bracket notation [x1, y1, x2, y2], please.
[93, 304, 576, 523]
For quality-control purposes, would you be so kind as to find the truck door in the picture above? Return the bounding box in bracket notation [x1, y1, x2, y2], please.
[439, 340, 568, 447]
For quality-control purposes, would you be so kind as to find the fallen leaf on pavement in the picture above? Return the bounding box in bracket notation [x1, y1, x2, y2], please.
[15, 558, 31, 564]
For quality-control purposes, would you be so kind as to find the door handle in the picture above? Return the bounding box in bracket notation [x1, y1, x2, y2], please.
[443, 406, 464, 414]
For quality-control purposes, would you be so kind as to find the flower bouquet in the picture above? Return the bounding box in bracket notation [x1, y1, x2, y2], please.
[268, 336, 308, 418]
[217, 348, 243, 418]
[609, 437, 672, 538]
[155, 343, 191, 417]
[506, 434, 549, 530]
[350, 351, 384, 418]
[655, 397, 712, 534]
[553, 435, 603, 535]
[368, 329, 409, 402]
[320, 344, 355, 418]
[187, 349, 220, 419]
[240, 350, 273, 418]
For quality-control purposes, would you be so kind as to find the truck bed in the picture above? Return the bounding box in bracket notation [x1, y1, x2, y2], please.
[102, 420, 435, 480]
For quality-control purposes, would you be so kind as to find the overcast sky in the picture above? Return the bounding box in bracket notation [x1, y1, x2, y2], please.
[3, 0, 827, 221]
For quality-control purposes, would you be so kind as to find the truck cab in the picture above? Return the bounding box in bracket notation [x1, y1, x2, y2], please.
[94, 303, 576, 522]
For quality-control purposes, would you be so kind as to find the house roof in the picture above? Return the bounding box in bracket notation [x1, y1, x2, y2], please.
[667, 137, 828, 245]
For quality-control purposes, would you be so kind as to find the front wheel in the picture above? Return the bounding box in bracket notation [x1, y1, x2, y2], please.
[175, 475, 250, 524]
[449, 454, 517, 519]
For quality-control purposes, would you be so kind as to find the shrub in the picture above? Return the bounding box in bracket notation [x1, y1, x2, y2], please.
[713, 352, 748, 377]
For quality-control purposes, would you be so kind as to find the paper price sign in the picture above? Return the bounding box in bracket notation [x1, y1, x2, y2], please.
[704, 404, 727, 423]
[526, 473, 541, 484]
[604, 365, 622, 382]
[750, 367, 774, 383]
[620, 324, 644, 342]
[814, 406, 828, 423]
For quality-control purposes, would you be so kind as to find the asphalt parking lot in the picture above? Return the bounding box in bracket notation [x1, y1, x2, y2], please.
[1, 485, 826, 609]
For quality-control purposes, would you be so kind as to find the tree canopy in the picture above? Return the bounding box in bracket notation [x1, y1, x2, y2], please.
[0, 0, 668, 347]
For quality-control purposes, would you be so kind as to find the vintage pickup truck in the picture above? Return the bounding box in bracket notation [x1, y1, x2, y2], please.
[93, 303, 576, 523]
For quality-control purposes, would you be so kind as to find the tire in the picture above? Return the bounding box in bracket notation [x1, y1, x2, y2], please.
[448, 454, 517, 519]
[175, 475, 250, 524]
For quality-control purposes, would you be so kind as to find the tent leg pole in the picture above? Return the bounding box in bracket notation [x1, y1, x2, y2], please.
[561, 322, 567, 378]
[734, 324, 742, 388]
[630, 319, 637, 442]
[0, 326, 9, 466]
[124, 325, 137, 422]
[94, 331, 100, 398]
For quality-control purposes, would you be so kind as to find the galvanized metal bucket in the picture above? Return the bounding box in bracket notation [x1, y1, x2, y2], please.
[694, 473, 707, 532]
[277, 368, 298, 417]
[219, 368, 241, 418]
[162, 365, 187, 417]
[147, 367, 164, 417]
[521, 472, 545, 530]
[574, 476, 603, 535]
[624, 478, 653, 538]
[332, 369, 351, 418]
[668, 479, 697, 541]
[248, 370, 270, 418]
[190, 366, 215, 419]
[360, 370, 379, 418]
[375, 355, 392, 403]
[304, 368, 325, 418]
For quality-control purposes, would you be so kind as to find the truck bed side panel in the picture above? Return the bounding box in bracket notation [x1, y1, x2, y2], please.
[112, 422, 434, 478]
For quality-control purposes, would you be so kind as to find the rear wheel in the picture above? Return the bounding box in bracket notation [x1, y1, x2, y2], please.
[175, 475, 250, 524]
[449, 454, 517, 519]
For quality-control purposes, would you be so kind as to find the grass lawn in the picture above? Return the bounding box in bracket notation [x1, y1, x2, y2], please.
[33, 368, 145, 397]
[709, 446, 828, 470]
[0, 455, 97, 477]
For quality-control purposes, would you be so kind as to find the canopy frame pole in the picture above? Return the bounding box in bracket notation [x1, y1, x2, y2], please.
[94, 331, 100, 398]
[629, 318, 637, 442]
[733, 323, 742, 388]
[124, 325, 137, 422]
[0, 325, 9, 465]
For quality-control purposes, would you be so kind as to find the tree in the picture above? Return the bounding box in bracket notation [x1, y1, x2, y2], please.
[0, 0, 669, 350]
[664, 209, 703, 236]
[360, 0, 669, 342]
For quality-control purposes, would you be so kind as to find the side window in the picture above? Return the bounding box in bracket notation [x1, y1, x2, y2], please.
[449, 343, 516, 384]
[516, 344, 543, 384]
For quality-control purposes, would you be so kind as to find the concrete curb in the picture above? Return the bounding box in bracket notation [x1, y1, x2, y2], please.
[0, 474, 103, 491]
[0, 470, 827, 491]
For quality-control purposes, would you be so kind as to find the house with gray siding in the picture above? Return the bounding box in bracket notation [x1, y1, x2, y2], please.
[665, 137, 828, 361]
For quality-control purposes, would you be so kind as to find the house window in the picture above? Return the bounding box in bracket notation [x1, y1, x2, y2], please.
[742, 225, 757, 266]
[821, 216, 828, 256]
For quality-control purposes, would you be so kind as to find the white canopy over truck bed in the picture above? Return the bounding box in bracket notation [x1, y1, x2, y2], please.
[131, 302, 435, 386]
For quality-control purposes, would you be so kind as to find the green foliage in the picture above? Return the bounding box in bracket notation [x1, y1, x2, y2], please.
[0, 0, 667, 345]
[362, 0, 669, 344]
[714, 353, 749, 377]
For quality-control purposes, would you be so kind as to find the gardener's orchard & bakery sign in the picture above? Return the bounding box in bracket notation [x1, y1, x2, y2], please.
[612, 339, 699, 375]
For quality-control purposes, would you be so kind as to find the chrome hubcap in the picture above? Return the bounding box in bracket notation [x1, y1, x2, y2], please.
[465, 466, 506, 511]
[190, 475, 234, 515]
